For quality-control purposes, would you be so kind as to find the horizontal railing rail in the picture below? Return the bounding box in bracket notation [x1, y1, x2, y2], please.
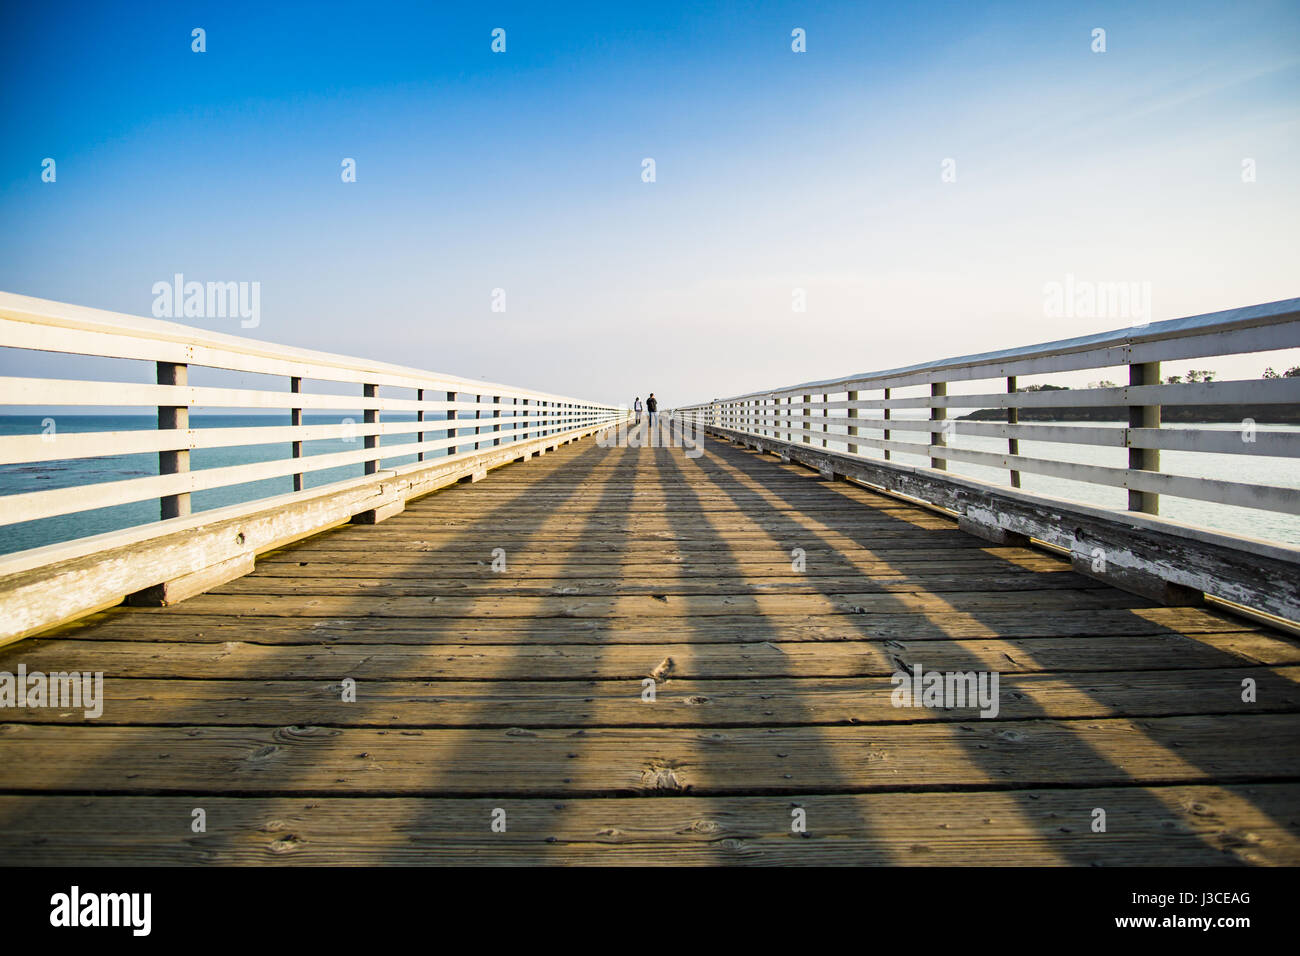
[709, 299, 1300, 398]
[0, 292, 625, 534]
[674, 298, 1300, 620]
[0, 291, 626, 641]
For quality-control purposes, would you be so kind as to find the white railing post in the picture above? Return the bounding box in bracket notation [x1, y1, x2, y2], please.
[363, 383, 380, 475]
[883, 387, 891, 461]
[847, 389, 859, 454]
[416, 387, 426, 463]
[1128, 360, 1161, 514]
[473, 393, 482, 451]
[291, 375, 304, 491]
[929, 381, 947, 471]
[446, 390, 458, 457]
[1007, 375, 1020, 488]
[157, 361, 190, 520]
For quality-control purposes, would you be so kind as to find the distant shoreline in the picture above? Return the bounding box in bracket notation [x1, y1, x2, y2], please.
[959, 405, 1300, 424]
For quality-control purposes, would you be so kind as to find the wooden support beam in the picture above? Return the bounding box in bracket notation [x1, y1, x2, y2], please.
[351, 499, 405, 524]
[958, 514, 1031, 547]
[127, 552, 254, 607]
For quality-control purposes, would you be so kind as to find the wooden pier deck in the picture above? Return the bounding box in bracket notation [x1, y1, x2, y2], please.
[2, 432, 1299, 865]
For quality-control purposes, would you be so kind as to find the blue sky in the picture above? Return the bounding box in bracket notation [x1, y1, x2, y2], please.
[2, 0, 1297, 403]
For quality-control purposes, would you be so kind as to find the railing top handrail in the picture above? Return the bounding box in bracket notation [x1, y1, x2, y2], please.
[684, 297, 1300, 406]
[0, 290, 614, 408]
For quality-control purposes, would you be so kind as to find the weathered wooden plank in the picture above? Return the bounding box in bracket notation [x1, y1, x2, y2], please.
[7, 633, 1296, 681]
[124, 588, 1151, 620]
[46, 601, 1265, 653]
[281, 529, 977, 546]
[256, 548, 1076, 572]
[1, 784, 1296, 865]
[48, 605, 1266, 645]
[350, 513, 963, 528]
[273, 536, 997, 554]
[249, 562, 1082, 584]
[3, 668, 1294, 727]
[209, 571, 1107, 598]
[395, 491, 934, 503]
[0, 715, 1296, 795]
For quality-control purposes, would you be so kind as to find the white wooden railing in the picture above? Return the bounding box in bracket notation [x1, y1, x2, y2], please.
[0, 291, 626, 642]
[675, 298, 1300, 620]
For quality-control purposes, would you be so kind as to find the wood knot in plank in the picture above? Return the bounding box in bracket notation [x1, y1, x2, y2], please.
[641, 761, 687, 792]
[650, 657, 674, 683]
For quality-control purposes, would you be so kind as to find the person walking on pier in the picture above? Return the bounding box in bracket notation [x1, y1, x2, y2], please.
[646, 393, 658, 428]
[633, 396, 643, 424]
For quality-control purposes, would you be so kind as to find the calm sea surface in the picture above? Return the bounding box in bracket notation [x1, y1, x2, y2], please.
[0, 415, 1296, 556]
[0, 413, 457, 556]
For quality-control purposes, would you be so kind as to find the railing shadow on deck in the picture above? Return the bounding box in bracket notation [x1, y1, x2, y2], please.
[0, 430, 1297, 863]
[688, 434, 1300, 858]
[648, 430, 887, 862]
[0, 437, 624, 863]
[363, 438, 649, 863]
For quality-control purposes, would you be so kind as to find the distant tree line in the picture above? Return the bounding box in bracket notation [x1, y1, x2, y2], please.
[1038, 366, 1300, 391]
[959, 366, 1300, 422]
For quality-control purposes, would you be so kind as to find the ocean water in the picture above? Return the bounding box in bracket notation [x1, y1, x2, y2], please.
[0, 415, 1296, 557]
[0, 413, 516, 556]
